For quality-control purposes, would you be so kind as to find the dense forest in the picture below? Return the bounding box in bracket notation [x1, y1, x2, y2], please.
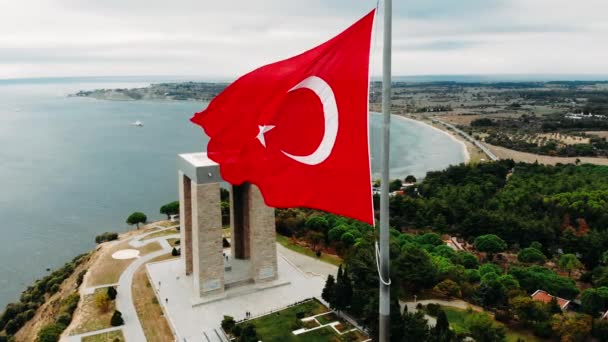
[277, 161, 608, 341]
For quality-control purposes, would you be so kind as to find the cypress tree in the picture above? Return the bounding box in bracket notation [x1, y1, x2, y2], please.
[322, 275, 336, 306]
[110, 310, 124, 326]
[107, 286, 117, 300]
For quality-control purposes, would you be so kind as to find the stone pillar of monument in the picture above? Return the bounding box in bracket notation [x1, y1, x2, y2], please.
[178, 171, 193, 275]
[178, 152, 278, 299]
[177, 153, 225, 297]
[191, 181, 224, 296]
[247, 183, 278, 283]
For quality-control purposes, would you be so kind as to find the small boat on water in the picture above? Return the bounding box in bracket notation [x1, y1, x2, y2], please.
[131, 120, 143, 127]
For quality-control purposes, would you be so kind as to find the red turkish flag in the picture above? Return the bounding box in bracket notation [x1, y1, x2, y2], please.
[191, 10, 376, 224]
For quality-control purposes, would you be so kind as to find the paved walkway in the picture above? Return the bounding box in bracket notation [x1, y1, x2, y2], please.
[65, 227, 344, 342]
[64, 224, 176, 342]
[146, 246, 331, 341]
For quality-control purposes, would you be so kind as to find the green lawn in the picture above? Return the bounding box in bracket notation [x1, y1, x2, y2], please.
[276, 235, 342, 266]
[238, 299, 367, 342]
[316, 312, 339, 325]
[442, 307, 540, 342]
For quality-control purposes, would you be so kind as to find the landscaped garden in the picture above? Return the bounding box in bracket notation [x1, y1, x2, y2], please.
[223, 298, 369, 342]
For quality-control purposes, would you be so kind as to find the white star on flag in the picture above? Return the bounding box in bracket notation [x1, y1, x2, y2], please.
[256, 125, 275, 148]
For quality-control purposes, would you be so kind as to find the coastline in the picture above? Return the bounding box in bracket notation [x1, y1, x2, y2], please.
[392, 114, 471, 164]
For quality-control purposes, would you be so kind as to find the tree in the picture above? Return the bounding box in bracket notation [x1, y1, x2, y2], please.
[510, 296, 548, 326]
[431, 309, 457, 342]
[394, 245, 438, 291]
[401, 305, 430, 341]
[592, 319, 608, 342]
[334, 266, 353, 312]
[306, 231, 325, 251]
[221, 315, 236, 334]
[95, 291, 110, 313]
[107, 286, 117, 300]
[457, 252, 479, 269]
[237, 324, 259, 342]
[390, 179, 403, 192]
[433, 279, 461, 299]
[110, 310, 124, 326]
[322, 274, 336, 305]
[171, 247, 179, 256]
[474, 235, 507, 261]
[126, 212, 147, 228]
[405, 175, 417, 183]
[159, 201, 179, 219]
[305, 216, 329, 232]
[558, 254, 583, 278]
[581, 287, 608, 317]
[517, 247, 547, 264]
[551, 313, 592, 342]
[466, 312, 506, 342]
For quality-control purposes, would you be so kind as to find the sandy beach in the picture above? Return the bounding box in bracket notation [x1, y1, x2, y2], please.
[393, 115, 472, 164]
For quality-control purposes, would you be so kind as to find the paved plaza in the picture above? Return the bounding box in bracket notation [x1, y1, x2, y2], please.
[146, 246, 333, 342]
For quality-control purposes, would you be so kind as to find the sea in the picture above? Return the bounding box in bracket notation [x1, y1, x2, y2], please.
[0, 77, 465, 308]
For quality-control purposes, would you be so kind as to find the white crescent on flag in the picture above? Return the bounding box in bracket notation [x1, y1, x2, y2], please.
[281, 76, 339, 166]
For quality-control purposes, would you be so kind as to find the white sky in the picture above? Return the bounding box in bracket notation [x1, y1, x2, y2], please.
[1, 0, 607, 79]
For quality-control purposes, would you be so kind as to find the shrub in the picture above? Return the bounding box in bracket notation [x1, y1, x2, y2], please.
[4, 319, 20, 335]
[532, 321, 553, 338]
[171, 248, 179, 257]
[222, 238, 230, 248]
[221, 315, 236, 333]
[62, 293, 80, 315]
[76, 270, 87, 287]
[107, 286, 117, 301]
[95, 232, 118, 244]
[95, 291, 110, 313]
[56, 312, 72, 326]
[110, 310, 124, 326]
[315, 250, 322, 258]
[296, 311, 305, 319]
[37, 323, 67, 342]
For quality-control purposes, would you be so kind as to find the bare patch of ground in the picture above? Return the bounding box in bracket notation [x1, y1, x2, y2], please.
[587, 131, 608, 139]
[486, 143, 608, 165]
[537, 133, 589, 145]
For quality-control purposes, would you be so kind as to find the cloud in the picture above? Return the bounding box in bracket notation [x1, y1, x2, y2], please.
[0, 0, 607, 79]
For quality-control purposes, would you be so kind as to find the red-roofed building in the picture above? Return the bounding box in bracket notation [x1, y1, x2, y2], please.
[531, 290, 570, 310]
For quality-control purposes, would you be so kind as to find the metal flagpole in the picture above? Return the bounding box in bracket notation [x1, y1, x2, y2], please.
[379, 0, 392, 340]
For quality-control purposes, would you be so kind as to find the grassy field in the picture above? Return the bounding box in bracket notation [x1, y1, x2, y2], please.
[70, 288, 115, 334]
[157, 220, 179, 227]
[132, 254, 175, 342]
[442, 307, 539, 342]
[276, 235, 342, 266]
[81, 330, 125, 342]
[87, 240, 162, 286]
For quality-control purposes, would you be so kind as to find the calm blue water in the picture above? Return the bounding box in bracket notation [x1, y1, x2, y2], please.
[0, 78, 465, 308]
